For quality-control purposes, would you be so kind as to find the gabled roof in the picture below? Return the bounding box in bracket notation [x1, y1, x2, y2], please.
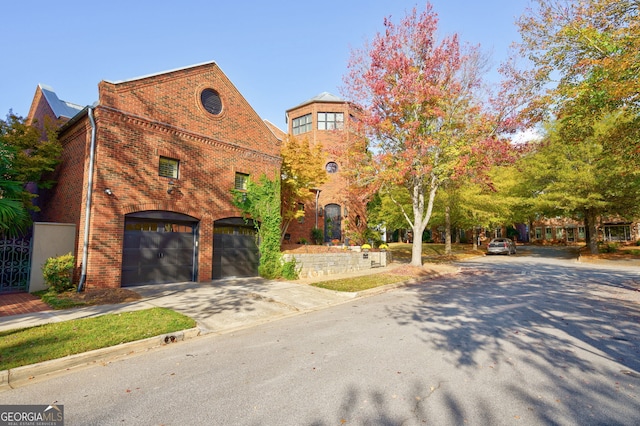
[103, 60, 218, 84]
[263, 119, 286, 141]
[286, 91, 345, 112]
[38, 84, 84, 119]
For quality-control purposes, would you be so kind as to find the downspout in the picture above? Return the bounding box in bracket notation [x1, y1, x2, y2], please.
[77, 106, 97, 292]
[314, 189, 321, 228]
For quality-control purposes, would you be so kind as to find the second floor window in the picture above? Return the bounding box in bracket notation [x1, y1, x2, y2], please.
[318, 112, 344, 130]
[292, 114, 312, 135]
[159, 156, 179, 179]
[235, 172, 249, 190]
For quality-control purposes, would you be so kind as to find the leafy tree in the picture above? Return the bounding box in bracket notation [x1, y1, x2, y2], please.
[366, 187, 412, 243]
[512, 0, 640, 253]
[280, 134, 327, 242]
[0, 142, 30, 236]
[0, 113, 62, 236]
[508, 118, 640, 253]
[232, 173, 283, 279]
[343, 4, 503, 265]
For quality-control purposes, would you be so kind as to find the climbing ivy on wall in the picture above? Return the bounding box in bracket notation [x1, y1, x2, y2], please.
[232, 173, 284, 279]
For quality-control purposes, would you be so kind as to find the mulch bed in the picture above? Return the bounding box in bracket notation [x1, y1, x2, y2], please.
[52, 288, 142, 306]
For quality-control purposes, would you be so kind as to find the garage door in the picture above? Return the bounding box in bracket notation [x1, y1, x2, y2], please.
[122, 212, 198, 286]
[212, 218, 259, 279]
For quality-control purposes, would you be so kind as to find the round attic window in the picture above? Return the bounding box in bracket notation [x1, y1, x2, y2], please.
[325, 161, 338, 173]
[201, 89, 223, 115]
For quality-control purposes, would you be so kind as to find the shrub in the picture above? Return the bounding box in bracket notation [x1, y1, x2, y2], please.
[311, 227, 323, 245]
[599, 242, 619, 253]
[42, 252, 75, 293]
[281, 258, 299, 280]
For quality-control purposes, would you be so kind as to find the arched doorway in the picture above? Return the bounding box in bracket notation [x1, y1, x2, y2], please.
[122, 211, 199, 286]
[324, 204, 342, 242]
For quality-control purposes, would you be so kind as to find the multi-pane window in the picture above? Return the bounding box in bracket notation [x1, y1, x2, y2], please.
[545, 227, 552, 240]
[317, 112, 344, 130]
[578, 226, 586, 239]
[292, 114, 312, 135]
[159, 157, 179, 179]
[235, 172, 249, 190]
[535, 227, 542, 239]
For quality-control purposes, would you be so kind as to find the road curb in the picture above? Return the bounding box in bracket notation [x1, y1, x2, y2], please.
[0, 327, 200, 391]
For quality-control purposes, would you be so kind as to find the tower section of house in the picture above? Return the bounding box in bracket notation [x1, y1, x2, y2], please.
[284, 92, 366, 245]
[29, 61, 281, 289]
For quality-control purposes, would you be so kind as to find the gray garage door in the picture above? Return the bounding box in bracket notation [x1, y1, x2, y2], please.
[122, 212, 198, 286]
[212, 218, 259, 279]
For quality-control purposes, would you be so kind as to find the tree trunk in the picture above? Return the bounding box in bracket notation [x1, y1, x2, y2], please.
[410, 231, 423, 265]
[444, 205, 452, 255]
[408, 176, 438, 267]
[585, 209, 599, 254]
[472, 227, 478, 250]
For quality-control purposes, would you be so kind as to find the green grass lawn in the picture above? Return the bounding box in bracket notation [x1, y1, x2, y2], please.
[0, 307, 196, 370]
[312, 273, 415, 292]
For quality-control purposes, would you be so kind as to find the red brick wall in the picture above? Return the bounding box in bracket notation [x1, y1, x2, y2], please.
[284, 100, 367, 245]
[41, 62, 281, 289]
[98, 62, 280, 158]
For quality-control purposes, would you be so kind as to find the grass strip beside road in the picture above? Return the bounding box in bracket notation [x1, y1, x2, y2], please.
[312, 274, 414, 292]
[0, 307, 196, 371]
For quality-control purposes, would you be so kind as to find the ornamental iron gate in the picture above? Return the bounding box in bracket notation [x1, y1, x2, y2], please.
[0, 237, 32, 293]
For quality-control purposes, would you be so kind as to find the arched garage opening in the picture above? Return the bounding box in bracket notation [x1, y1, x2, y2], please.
[122, 211, 199, 286]
[212, 217, 259, 279]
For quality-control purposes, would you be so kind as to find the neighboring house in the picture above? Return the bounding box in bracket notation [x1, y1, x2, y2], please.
[27, 61, 282, 289]
[427, 217, 639, 246]
[529, 217, 640, 244]
[283, 92, 367, 245]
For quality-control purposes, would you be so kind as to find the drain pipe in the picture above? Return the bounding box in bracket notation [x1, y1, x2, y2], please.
[77, 106, 97, 292]
[314, 188, 321, 228]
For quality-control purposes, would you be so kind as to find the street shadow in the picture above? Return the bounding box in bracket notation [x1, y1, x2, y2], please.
[376, 256, 640, 423]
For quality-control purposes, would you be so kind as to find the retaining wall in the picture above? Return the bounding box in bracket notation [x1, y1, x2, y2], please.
[283, 251, 388, 279]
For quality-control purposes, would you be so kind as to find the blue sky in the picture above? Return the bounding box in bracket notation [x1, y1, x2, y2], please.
[1, 0, 529, 130]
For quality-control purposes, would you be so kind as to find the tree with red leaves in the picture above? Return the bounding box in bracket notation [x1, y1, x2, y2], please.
[342, 4, 508, 265]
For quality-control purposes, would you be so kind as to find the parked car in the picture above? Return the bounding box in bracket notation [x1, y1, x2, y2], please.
[487, 238, 517, 255]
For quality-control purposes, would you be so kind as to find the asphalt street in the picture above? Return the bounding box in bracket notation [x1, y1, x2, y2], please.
[2, 247, 639, 425]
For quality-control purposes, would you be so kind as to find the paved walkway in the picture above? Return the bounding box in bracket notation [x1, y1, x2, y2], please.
[0, 292, 50, 317]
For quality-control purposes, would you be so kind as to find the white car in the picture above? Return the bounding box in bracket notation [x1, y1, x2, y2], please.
[487, 238, 517, 255]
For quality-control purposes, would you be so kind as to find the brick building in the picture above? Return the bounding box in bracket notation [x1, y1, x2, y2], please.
[28, 62, 282, 289]
[283, 92, 367, 245]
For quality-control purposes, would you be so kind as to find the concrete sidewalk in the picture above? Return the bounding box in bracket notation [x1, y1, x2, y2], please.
[0, 264, 409, 335]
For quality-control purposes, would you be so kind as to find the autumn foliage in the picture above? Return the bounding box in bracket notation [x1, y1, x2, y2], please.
[342, 3, 509, 265]
[280, 134, 327, 241]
